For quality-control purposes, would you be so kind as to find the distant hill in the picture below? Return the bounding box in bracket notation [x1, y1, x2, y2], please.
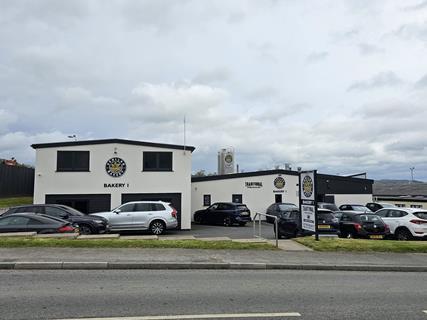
[373, 179, 427, 196]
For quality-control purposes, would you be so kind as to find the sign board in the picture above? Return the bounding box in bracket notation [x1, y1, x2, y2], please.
[299, 171, 318, 237]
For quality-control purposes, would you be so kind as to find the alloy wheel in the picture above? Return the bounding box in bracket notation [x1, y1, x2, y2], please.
[151, 221, 165, 235]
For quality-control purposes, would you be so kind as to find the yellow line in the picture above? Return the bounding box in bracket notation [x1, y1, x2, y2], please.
[57, 312, 301, 320]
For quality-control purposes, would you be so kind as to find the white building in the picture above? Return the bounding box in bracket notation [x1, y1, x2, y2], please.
[32, 139, 195, 230]
[191, 170, 373, 219]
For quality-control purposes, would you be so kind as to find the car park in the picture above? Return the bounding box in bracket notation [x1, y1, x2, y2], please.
[375, 208, 427, 240]
[193, 202, 251, 226]
[339, 204, 373, 213]
[338, 212, 389, 239]
[366, 202, 396, 212]
[275, 208, 339, 239]
[93, 201, 178, 235]
[0, 212, 78, 234]
[3, 204, 109, 235]
[265, 202, 298, 223]
[318, 202, 339, 212]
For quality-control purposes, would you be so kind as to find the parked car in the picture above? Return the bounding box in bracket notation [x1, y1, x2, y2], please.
[366, 202, 396, 212]
[3, 204, 109, 235]
[338, 212, 389, 239]
[193, 202, 251, 226]
[339, 204, 373, 213]
[265, 202, 298, 223]
[92, 201, 178, 235]
[375, 208, 427, 240]
[0, 213, 78, 234]
[275, 208, 339, 239]
[318, 202, 339, 212]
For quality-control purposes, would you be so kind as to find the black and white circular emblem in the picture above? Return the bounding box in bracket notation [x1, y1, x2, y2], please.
[302, 175, 314, 198]
[105, 157, 126, 177]
[274, 176, 286, 189]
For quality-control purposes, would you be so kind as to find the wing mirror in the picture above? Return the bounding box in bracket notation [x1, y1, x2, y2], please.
[113, 209, 121, 214]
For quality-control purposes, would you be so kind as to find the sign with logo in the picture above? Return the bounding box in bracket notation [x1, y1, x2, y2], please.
[299, 170, 318, 235]
[245, 182, 263, 188]
[224, 153, 233, 167]
[274, 176, 285, 189]
[105, 157, 127, 177]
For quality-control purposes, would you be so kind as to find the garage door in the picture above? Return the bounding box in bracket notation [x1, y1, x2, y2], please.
[121, 193, 182, 229]
[45, 194, 111, 214]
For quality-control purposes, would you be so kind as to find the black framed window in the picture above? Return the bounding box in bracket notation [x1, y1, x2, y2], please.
[232, 194, 243, 204]
[143, 152, 172, 171]
[57, 151, 89, 172]
[203, 195, 211, 207]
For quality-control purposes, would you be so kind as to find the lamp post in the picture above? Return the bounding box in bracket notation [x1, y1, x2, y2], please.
[67, 135, 77, 141]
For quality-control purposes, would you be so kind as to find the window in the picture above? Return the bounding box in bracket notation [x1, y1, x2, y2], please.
[410, 204, 422, 208]
[118, 203, 135, 212]
[57, 151, 89, 172]
[0, 216, 30, 226]
[203, 195, 211, 207]
[28, 218, 43, 225]
[45, 206, 68, 218]
[395, 203, 406, 208]
[232, 194, 243, 204]
[135, 203, 152, 212]
[387, 210, 407, 218]
[152, 204, 165, 211]
[143, 152, 172, 171]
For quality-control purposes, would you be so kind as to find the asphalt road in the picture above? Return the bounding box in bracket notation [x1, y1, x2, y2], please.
[0, 270, 426, 320]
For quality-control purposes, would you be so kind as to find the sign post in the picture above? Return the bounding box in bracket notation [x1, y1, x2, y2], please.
[299, 170, 319, 241]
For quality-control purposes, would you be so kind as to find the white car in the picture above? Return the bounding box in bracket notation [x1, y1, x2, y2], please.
[92, 201, 178, 235]
[375, 208, 427, 240]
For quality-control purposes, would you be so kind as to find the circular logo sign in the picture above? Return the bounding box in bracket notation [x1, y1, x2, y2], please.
[274, 176, 285, 189]
[105, 157, 126, 177]
[224, 154, 233, 164]
[302, 175, 314, 198]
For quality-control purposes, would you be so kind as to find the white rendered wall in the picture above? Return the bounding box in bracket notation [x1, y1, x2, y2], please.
[33, 143, 192, 229]
[191, 174, 299, 219]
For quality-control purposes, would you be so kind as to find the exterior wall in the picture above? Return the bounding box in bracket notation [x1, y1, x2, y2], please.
[34, 143, 192, 229]
[333, 194, 373, 207]
[374, 197, 427, 209]
[191, 174, 299, 219]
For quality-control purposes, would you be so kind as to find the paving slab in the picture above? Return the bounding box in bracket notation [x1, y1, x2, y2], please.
[77, 234, 120, 240]
[35, 233, 79, 239]
[159, 235, 196, 240]
[271, 240, 313, 251]
[195, 237, 232, 241]
[0, 232, 36, 237]
[120, 235, 158, 240]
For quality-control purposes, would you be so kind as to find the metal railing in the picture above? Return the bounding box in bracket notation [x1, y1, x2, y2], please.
[252, 212, 279, 248]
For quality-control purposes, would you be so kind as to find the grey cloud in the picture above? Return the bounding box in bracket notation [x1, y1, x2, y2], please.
[358, 100, 425, 119]
[392, 22, 427, 42]
[358, 43, 384, 55]
[244, 86, 279, 101]
[193, 68, 232, 84]
[348, 72, 403, 91]
[415, 74, 427, 88]
[306, 51, 328, 63]
[403, 1, 427, 11]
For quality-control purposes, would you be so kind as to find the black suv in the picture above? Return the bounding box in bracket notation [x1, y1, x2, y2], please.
[3, 204, 110, 234]
[193, 202, 251, 226]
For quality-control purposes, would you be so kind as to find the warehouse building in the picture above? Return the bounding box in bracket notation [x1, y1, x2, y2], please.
[191, 170, 373, 219]
[32, 139, 195, 230]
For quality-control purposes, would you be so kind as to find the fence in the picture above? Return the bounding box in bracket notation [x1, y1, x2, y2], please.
[0, 163, 34, 198]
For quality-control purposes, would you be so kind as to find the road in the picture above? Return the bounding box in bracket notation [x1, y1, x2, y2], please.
[0, 270, 426, 320]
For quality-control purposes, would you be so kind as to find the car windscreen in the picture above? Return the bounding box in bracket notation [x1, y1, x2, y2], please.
[278, 204, 297, 211]
[317, 212, 334, 220]
[414, 212, 427, 220]
[358, 215, 382, 223]
[352, 206, 372, 212]
[321, 204, 338, 211]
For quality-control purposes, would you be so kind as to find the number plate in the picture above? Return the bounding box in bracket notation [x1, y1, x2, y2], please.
[369, 235, 383, 239]
[318, 225, 330, 229]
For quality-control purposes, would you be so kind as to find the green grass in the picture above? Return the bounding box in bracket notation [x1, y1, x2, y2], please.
[295, 237, 427, 253]
[0, 197, 33, 208]
[0, 237, 277, 250]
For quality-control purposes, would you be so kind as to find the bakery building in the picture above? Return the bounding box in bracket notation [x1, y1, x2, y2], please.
[32, 139, 194, 230]
[191, 170, 373, 219]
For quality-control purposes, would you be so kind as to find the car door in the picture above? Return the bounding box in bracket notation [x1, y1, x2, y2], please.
[0, 216, 31, 233]
[110, 203, 135, 229]
[132, 203, 153, 229]
[204, 204, 219, 223]
[212, 203, 228, 224]
[384, 209, 405, 234]
[44, 206, 70, 220]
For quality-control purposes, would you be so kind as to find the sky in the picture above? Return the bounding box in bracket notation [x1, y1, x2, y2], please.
[1, 0, 427, 181]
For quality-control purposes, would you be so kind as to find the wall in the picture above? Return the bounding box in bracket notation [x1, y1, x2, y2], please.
[33, 143, 192, 229]
[333, 194, 373, 207]
[192, 173, 299, 219]
[0, 164, 34, 198]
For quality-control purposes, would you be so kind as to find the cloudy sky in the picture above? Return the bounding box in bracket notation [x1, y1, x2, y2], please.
[1, 0, 427, 181]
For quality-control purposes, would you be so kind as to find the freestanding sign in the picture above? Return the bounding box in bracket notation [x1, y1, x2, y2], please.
[299, 170, 319, 240]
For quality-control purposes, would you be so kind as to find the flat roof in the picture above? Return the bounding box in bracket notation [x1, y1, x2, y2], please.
[31, 138, 196, 152]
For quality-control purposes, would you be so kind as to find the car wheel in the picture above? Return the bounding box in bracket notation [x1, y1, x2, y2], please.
[150, 220, 166, 235]
[223, 217, 232, 227]
[79, 224, 93, 235]
[238, 222, 246, 227]
[338, 231, 348, 238]
[395, 228, 412, 241]
[194, 214, 203, 224]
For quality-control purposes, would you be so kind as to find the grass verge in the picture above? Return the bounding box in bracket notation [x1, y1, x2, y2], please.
[295, 237, 427, 253]
[0, 197, 33, 208]
[0, 237, 277, 250]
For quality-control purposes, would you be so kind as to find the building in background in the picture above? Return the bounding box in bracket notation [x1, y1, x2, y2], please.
[217, 148, 235, 175]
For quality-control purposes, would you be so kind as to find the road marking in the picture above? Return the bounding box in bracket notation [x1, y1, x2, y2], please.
[57, 312, 301, 320]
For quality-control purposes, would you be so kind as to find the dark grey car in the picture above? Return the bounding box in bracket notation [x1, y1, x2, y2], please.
[265, 203, 298, 223]
[0, 213, 76, 234]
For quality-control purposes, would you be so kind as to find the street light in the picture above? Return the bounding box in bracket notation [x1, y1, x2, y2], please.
[67, 134, 77, 141]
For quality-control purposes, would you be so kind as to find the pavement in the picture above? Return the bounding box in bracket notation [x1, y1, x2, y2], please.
[0, 247, 426, 272]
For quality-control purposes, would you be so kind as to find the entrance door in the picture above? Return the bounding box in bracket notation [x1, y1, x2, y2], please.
[275, 194, 282, 203]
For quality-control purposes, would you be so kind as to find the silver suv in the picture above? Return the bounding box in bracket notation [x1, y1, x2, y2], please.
[92, 201, 178, 235]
